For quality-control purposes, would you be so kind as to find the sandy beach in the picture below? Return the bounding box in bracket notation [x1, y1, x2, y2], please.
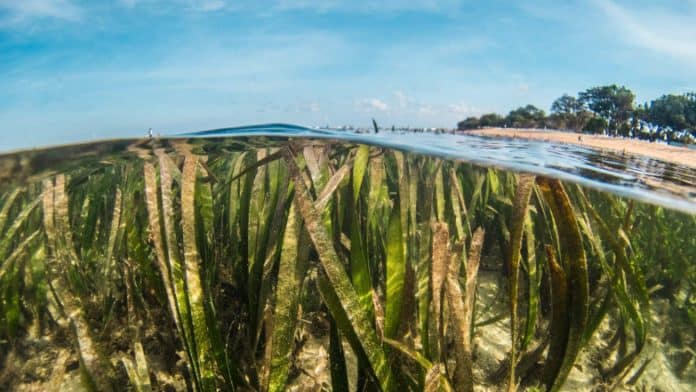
[468, 128, 696, 169]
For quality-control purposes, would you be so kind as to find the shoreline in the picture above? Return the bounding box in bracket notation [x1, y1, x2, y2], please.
[467, 128, 695, 169]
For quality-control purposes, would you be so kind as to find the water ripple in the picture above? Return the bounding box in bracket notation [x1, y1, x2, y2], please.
[184, 124, 696, 214]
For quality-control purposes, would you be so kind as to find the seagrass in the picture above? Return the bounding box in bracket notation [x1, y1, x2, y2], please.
[0, 137, 693, 392]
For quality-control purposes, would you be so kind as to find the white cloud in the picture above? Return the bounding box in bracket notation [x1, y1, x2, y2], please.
[447, 103, 478, 115]
[391, 93, 481, 118]
[394, 91, 414, 108]
[123, 32, 350, 90]
[418, 105, 436, 115]
[592, 0, 696, 65]
[357, 98, 388, 112]
[0, 0, 83, 25]
[285, 102, 321, 112]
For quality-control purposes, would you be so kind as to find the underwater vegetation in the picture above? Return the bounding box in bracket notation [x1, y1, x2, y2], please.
[0, 137, 694, 391]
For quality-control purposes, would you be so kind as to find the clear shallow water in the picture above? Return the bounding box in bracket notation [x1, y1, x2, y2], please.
[185, 123, 696, 213]
[0, 129, 694, 391]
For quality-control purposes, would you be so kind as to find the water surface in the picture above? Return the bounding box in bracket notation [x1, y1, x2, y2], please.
[186, 124, 696, 213]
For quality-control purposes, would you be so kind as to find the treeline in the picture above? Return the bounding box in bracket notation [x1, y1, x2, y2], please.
[457, 85, 696, 144]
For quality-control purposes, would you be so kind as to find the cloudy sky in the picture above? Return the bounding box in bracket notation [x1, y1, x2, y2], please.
[1, 0, 695, 151]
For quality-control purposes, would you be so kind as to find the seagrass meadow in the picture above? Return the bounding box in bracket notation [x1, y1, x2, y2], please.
[0, 136, 694, 391]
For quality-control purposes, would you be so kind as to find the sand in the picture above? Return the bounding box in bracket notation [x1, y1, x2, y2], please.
[467, 128, 696, 169]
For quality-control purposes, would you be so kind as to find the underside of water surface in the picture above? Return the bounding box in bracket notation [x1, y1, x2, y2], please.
[0, 134, 694, 391]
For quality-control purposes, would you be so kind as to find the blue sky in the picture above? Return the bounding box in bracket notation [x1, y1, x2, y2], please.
[1, 0, 695, 151]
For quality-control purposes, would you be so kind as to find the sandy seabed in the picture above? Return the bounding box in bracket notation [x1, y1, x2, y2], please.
[468, 128, 696, 169]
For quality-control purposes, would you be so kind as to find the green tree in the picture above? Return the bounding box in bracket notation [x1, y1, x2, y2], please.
[550, 94, 591, 131]
[457, 117, 480, 130]
[578, 85, 635, 135]
[457, 113, 505, 131]
[479, 113, 504, 127]
[583, 117, 608, 134]
[505, 105, 546, 128]
[551, 94, 584, 114]
[646, 93, 696, 133]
